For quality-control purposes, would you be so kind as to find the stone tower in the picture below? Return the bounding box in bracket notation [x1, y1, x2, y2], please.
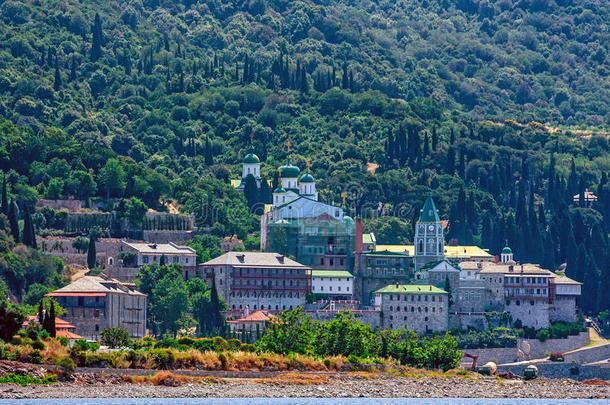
[414, 196, 445, 271]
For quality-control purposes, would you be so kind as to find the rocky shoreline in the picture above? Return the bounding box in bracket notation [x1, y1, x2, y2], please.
[1, 372, 609, 399]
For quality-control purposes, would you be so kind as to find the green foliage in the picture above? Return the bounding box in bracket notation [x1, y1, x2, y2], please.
[0, 372, 56, 386]
[100, 327, 131, 348]
[451, 328, 518, 349]
[0, 299, 26, 342]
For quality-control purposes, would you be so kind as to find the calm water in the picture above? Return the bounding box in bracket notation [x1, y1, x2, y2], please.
[0, 399, 607, 405]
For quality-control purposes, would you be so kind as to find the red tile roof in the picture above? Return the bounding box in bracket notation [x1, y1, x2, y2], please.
[228, 310, 276, 323]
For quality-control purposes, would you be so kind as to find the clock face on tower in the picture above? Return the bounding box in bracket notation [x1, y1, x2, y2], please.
[428, 225, 434, 232]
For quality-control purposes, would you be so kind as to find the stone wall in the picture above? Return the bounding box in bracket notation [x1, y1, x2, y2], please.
[517, 331, 590, 360]
[379, 292, 448, 334]
[505, 299, 550, 328]
[449, 313, 487, 330]
[36, 199, 85, 212]
[462, 348, 518, 365]
[459, 332, 591, 366]
[309, 309, 381, 329]
[497, 363, 610, 381]
[564, 343, 610, 363]
[141, 230, 193, 244]
[550, 295, 577, 322]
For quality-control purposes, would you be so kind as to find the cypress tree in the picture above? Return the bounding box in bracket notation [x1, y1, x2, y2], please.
[341, 62, 348, 89]
[69, 54, 78, 81]
[49, 301, 56, 338]
[244, 174, 258, 210]
[210, 277, 222, 330]
[90, 13, 103, 62]
[205, 136, 213, 166]
[8, 200, 19, 242]
[444, 275, 453, 307]
[348, 69, 354, 92]
[1, 174, 7, 215]
[22, 206, 33, 246]
[87, 235, 96, 269]
[38, 300, 44, 325]
[300, 67, 309, 94]
[54, 59, 62, 91]
[567, 159, 578, 200]
[431, 126, 438, 151]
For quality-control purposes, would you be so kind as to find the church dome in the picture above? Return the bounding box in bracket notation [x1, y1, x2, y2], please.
[273, 187, 287, 194]
[502, 246, 513, 254]
[299, 172, 315, 183]
[243, 153, 260, 164]
[279, 163, 300, 178]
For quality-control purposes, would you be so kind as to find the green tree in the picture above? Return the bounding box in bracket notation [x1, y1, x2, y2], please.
[0, 299, 25, 342]
[71, 236, 89, 254]
[90, 13, 103, 62]
[243, 174, 258, 210]
[151, 270, 190, 337]
[126, 197, 148, 228]
[101, 327, 131, 348]
[1, 174, 7, 215]
[8, 200, 19, 242]
[98, 159, 126, 199]
[87, 234, 96, 269]
[255, 308, 315, 355]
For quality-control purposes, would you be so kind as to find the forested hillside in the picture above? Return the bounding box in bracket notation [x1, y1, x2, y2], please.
[0, 0, 608, 314]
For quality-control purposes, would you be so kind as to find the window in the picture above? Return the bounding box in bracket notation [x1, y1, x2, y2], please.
[516, 300, 520, 306]
[143, 256, 149, 264]
[95, 325, 99, 331]
[530, 300, 535, 306]
[390, 306, 393, 311]
[78, 297, 84, 306]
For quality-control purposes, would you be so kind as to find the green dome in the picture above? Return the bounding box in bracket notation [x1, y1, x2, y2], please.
[279, 163, 300, 178]
[273, 187, 287, 193]
[343, 216, 355, 225]
[502, 246, 513, 254]
[243, 153, 260, 164]
[300, 173, 315, 183]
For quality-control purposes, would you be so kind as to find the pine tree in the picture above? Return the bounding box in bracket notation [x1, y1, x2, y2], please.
[87, 235, 96, 269]
[8, 200, 19, 242]
[1, 174, 7, 215]
[90, 13, 103, 62]
[54, 59, 62, 91]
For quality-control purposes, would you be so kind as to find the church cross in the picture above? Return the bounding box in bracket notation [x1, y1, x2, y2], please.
[285, 140, 292, 153]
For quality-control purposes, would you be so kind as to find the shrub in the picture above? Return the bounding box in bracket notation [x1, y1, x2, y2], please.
[29, 350, 43, 364]
[178, 337, 195, 346]
[212, 336, 228, 351]
[536, 328, 550, 342]
[56, 337, 69, 347]
[101, 327, 131, 348]
[549, 352, 564, 362]
[193, 338, 215, 352]
[57, 357, 76, 380]
[155, 337, 180, 349]
[150, 348, 175, 369]
[31, 340, 45, 350]
[218, 352, 227, 370]
[0, 373, 56, 386]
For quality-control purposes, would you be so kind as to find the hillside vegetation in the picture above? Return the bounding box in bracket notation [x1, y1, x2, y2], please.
[0, 0, 608, 315]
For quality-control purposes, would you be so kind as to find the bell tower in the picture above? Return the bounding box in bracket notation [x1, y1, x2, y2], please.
[414, 196, 445, 271]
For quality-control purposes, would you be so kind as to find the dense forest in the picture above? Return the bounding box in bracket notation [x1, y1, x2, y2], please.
[0, 0, 608, 315]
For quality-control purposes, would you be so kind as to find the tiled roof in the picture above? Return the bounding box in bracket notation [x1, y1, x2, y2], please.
[311, 270, 353, 278]
[23, 316, 77, 330]
[460, 261, 553, 275]
[123, 242, 196, 255]
[47, 276, 146, 297]
[203, 251, 307, 268]
[228, 310, 276, 323]
[375, 245, 492, 257]
[375, 284, 447, 294]
[552, 275, 582, 285]
[56, 330, 84, 339]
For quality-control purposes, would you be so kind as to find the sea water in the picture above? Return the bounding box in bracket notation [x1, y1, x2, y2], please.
[0, 399, 607, 405]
